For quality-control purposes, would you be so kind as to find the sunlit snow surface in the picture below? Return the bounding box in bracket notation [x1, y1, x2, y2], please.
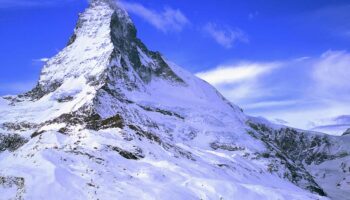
[0, 0, 348, 199]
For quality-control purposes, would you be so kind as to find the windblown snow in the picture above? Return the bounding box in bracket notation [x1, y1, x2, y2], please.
[0, 0, 349, 199]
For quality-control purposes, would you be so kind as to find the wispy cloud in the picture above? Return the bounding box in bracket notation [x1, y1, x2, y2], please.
[310, 115, 350, 135]
[196, 62, 279, 85]
[31, 57, 50, 67]
[119, 1, 189, 32]
[342, 30, 350, 38]
[312, 50, 350, 99]
[203, 23, 248, 48]
[196, 50, 350, 135]
[33, 57, 50, 62]
[196, 62, 280, 103]
[243, 100, 298, 110]
[248, 11, 259, 20]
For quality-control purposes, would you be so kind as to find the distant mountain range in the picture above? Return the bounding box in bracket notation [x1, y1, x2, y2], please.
[310, 115, 350, 136]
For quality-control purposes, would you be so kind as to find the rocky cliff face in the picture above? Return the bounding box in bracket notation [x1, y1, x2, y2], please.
[246, 119, 350, 199]
[0, 0, 349, 199]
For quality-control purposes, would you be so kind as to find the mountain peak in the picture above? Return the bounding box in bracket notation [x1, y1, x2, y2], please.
[88, 0, 132, 23]
[22, 0, 183, 101]
[88, 0, 118, 8]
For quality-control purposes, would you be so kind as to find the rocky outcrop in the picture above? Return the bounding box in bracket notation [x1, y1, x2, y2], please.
[246, 120, 350, 197]
[246, 121, 327, 196]
[0, 176, 25, 200]
[342, 128, 350, 136]
[0, 133, 28, 152]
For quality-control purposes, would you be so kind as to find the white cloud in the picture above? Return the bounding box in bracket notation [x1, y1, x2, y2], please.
[203, 23, 248, 48]
[32, 57, 50, 67]
[312, 50, 350, 99]
[196, 62, 280, 103]
[39, 58, 50, 62]
[260, 101, 350, 135]
[119, 1, 189, 32]
[196, 62, 279, 85]
[195, 51, 350, 135]
[33, 58, 50, 63]
[244, 100, 298, 110]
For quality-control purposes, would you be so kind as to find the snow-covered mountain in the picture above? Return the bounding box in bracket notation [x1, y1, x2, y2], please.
[0, 0, 349, 199]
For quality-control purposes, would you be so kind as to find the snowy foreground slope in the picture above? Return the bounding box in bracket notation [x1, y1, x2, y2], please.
[0, 0, 349, 199]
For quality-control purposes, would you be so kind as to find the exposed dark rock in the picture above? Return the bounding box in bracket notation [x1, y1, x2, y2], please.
[37, 104, 124, 132]
[274, 128, 347, 165]
[246, 121, 328, 196]
[68, 150, 104, 164]
[30, 130, 45, 138]
[2, 96, 24, 106]
[57, 96, 74, 103]
[139, 105, 184, 119]
[48, 112, 91, 127]
[307, 186, 327, 197]
[127, 124, 195, 160]
[38, 105, 124, 132]
[260, 152, 271, 158]
[247, 121, 348, 165]
[44, 107, 102, 128]
[58, 127, 69, 135]
[109, 11, 184, 84]
[217, 164, 230, 168]
[67, 33, 77, 46]
[163, 143, 195, 161]
[107, 145, 144, 160]
[128, 124, 162, 144]
[98, 85, 134, 104]
[210, 142, 245, 151]
[87, 114, 124, 130]
[0, 133, 28, 152]
[20, 81, 62, 101]
[2, 122, 38, 131]
[342, 128, 350, 136]
[0, 176, 25, 199]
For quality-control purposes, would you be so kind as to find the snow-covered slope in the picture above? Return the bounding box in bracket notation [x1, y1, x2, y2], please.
[0, 0, 349, 199]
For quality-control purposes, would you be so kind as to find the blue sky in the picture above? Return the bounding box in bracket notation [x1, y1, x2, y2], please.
[0, 0, 350, 134]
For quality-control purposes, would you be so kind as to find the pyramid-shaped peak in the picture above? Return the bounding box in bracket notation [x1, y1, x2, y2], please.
[82, 0, 134, 31]
[23, 0, 183, 101]
[88, 0, 129, 17]
[85, 0, 133, 27]
[89, 0, 118, 7]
